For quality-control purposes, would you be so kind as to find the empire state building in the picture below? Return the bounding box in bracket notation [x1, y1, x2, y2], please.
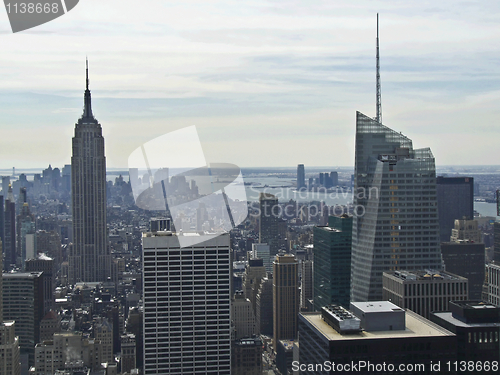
[69, 60, 110, 283]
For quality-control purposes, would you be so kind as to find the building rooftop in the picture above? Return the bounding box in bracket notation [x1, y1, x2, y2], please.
[300, 309, 453, 341]
[350, 301, 404, 314]
[384, 270, 467, 282]
[432, 311, 500, 328]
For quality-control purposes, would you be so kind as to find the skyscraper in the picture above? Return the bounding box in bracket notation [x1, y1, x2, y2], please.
[69, 60, 110, 283]
[0, 240, 20, 375]
[436, 176, 474, 242]
[142, 232, 231, 374]
[297, 164, 305, 190]
[313, 215, 352, 310]
[4, 186, 16, 270]
[273, 255, 298, 351]
[351, 112, 442, 302]
[259, 193, 279, 256]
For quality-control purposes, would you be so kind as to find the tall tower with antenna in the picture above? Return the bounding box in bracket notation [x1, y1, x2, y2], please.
[376, 13, 382, 124]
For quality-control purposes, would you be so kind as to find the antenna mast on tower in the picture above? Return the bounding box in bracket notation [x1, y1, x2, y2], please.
[376, 13, 382, 124]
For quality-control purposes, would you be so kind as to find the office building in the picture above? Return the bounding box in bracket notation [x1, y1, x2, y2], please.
[351, 112, 442, 302]
[382, 270, 468, 319]
[431, 301, 500, 362]
[231, 337, 262, 375]
[232, 291, 256, 340]
[25, 255, 55, 314]
[441, 241, 485, 300]
[255, 275, 273, 336]
[3, 272, 44, 366]
[69, 61, 110, 283]
[300, 260, 313, 311]
[242, 258, 266, 313]
[450, 218, 482, 243]
[142, 232, 231, 374]
[0, 240, 21, 375]
[251, 243, 271, 273]
[297, 164, 305, 190]
[484, 262, 500, 306]
[17, 203, 36, 269]
[313, 214, 352, 310]
[299, 302, 456, 375]
[273, 255, 298, 351]
[120, 334, 136, 374]
[436, 177, 474, 243]
[4, 186, 16, 270]
[330, 171, 338, 187]
[259, 193, 279, 256]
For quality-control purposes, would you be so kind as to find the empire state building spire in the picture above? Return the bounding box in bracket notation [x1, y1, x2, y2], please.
[82, 58, 94, 120]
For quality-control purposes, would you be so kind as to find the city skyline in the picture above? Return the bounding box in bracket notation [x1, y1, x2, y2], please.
[0, 1, 499, 169]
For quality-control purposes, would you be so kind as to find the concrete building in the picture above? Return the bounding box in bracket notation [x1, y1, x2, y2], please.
[3, 272, 44, 366]
[25, 255, 55, 314]
[120, 334, 136, 374]
[273, 255, 299, 351]
[382, 270, 468, 319]
[4, 186, 16, 270]
[242, 258, 266, 314]
[0, 240, 20, 375]
[259, 193, 280, 256]
[484, 262, 500, 306]
[251, 243, 271, 273]
[313, 215, 352, 309]
[232, 292, 256, 340]
[436, 176, 474, 243]
[450, 218, 482, 243]
[69, 61, 110, 283]
[441, 241, 485, 300]
[255, 276, 273, 336]
[93, 318, 113, 365]
[231, 337, 262, 375]
[351, 112, 442, 302]
[431, 301, 500, 362]
[39, 310, 62, 342]
[300, 260, 313, 311]
[142, 232, 231, 374]
[298, 301, 456, 375]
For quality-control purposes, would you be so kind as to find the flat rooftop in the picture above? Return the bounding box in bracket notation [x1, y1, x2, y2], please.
[384, 270, 466, 281]
[301, 310, 454, 341]
[350, 301, 404, 314]
[432, 312, 500, 328]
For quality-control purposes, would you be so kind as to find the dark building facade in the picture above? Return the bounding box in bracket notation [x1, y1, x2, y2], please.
[436, 176, 474, 243]
[259, 193, 279, 256]
[4, 187, 16, 270]
[431, 301, 500, 362]
[297, 164, 305, 190]
[441, 241, 485, 300]
[69, 61, 110, 283]
[313, 215, 352, 310]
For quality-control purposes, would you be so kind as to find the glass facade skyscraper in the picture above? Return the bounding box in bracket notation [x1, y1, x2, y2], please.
[350, 112, 442, 302]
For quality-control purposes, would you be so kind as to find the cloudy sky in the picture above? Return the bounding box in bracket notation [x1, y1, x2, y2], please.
[0, 0, 499, 169]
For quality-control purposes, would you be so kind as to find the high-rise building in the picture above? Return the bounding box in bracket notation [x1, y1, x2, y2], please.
[382, 270, 468, 319]
[2, 272, 44, 367]
[0, 240, 21, 375]
[17, 203, 36, 268]
[436, 176, 474, 243]
[351, 112, 442, 302]
[431, 301, 500, 362]
[69, 61, 110, 283]
[242, 258, 266, 314]
[25, 255, 55, 314]
[142, 232, 231, 374]
[300, 259, 313, 311]
[313, 215, 352, 310]
[299, 302, 456, 375]
[273, 255, 298, 351]
[297, 164, 305, 190]
[251, 243, 271, 273]
[259, 193, 280, 256]
[4, 186, 16, 270]
[0, 196, 4, 261]
[441, 240, 485, 300]
[255, 275, 273, 336]
[120, 333, 136, 374]
[232, 291, 256, 340]
[450, 218, 482, 243]
[494, 222, 500, 263]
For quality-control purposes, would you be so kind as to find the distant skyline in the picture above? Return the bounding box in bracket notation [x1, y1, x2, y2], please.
[1, 1, 500, 168]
